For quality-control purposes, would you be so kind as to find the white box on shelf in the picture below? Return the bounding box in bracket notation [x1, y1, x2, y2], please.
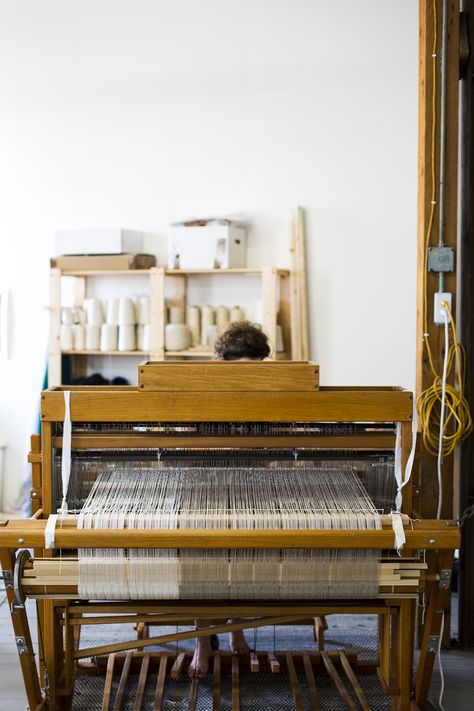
[55, 229, 144, 256]
[168, 221, 246, 269]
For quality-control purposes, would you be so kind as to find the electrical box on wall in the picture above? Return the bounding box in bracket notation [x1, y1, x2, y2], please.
[168, 221, 247, 270]
[428, 247, 455, 272]
[434, 292, 452, 324]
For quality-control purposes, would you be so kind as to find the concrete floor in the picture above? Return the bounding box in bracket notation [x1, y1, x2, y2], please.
[0, 593, 473, 711]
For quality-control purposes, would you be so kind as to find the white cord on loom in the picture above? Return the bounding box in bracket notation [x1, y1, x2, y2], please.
[391, 398, 418, 551]
[436, 309, 450, 519]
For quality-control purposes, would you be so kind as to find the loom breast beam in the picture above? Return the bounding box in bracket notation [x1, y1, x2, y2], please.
[1, 517, 458, 551]
[0, 362, 459, 711]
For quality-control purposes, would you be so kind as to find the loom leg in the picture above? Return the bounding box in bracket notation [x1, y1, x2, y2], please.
[415, 550, 454, 709]
[378, 610, 391, 689]
[390, 599, 415, 711]
[43, 600, 72, 710]
[0, 548, 45, 711]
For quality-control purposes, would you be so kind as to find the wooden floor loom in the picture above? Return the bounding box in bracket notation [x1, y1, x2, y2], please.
[0, 361, 459, 711]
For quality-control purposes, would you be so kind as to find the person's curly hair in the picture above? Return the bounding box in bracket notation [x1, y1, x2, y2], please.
[214, 321, 271, 361]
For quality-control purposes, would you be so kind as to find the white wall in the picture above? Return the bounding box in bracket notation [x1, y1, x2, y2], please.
[0, 0, 418, 509]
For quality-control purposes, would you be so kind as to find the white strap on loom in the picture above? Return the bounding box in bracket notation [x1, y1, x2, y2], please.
[45, 514, 58, 549]
[60, 390, 72, 515]
[392, 398, 418, 551]
[45, 391, 72, 549]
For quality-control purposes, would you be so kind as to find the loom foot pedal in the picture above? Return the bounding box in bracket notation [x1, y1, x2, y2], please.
[96, 650, 388, 711]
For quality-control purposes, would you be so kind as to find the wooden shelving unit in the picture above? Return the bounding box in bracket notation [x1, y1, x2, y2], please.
[49, 266, 293, 386]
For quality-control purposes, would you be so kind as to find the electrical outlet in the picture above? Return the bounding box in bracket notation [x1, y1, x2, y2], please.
[434, 292, 452, 324]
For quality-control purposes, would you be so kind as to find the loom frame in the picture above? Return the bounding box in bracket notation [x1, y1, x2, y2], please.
[0, 370, 459, 711]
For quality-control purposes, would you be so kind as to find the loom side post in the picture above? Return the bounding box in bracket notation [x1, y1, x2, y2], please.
[0, 547, 44, 711]
[414, 549, 455, 708]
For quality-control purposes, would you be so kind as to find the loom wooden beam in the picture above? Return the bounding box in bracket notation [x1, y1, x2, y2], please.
[52, 432, 397, 451]
[40, 387, 414, 423]
[0, 519, 460, 549]
[73, 615, 310, 660]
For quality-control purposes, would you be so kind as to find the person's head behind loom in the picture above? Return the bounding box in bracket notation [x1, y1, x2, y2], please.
[214, 321, 271, 361]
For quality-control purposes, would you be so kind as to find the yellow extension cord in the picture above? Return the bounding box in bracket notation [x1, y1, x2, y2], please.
[417, 0, 473, 458]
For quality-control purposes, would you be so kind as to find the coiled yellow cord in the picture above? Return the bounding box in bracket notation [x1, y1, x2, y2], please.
[418, 304, 473, 456]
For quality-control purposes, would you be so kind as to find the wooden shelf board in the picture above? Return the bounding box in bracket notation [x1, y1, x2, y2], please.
[59, 270, 155, 276]
[165, 268, 289, 276]
[62, 350, 149, 356]
[165, 350, 214, 358]
[58, 268, 289, 277]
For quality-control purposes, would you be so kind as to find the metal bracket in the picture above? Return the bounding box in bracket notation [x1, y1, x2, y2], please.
[428, 246, 455, 272]
[0, 570, 13, 589]
[439, 569, 452, 590]
[427, 635, 439, 653]
[13, 549, 32, 609]
[15, 636, 29, 655]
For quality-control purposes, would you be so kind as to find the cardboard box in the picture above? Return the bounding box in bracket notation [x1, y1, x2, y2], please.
[55, 229, 143, 256]
[168, 221, 246, 269]
[51, 254, 135, 270]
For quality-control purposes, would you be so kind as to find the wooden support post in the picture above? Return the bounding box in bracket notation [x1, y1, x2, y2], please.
[48, 268, 61, 387]
[42, 600, 63, 709]
[278, 272, 292, 358]
[0, 549, 43, 711]
[458, 0, 474, 649]
[29, 434, 42, 517]
[415, 550, 454, 707]
[378, 611, 391, 688]
[150, 267, 165, 360]
[261, 267, 278, 358]
[394, 599, 416, 711]
[289, 207, 309, 361]
[416, 0, 460, 519]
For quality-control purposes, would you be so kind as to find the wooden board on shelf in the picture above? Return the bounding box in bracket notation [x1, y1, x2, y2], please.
[164, 268, 289, 276]
[138, 361, 319, 391]
[289, 207, 309, 361]
[62, 350, 149, 356]
[51, 254, 136, 270]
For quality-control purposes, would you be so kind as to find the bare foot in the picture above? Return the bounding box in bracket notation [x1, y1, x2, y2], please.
[229, 628, 251, 655]
[188, 636, 211, 678]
